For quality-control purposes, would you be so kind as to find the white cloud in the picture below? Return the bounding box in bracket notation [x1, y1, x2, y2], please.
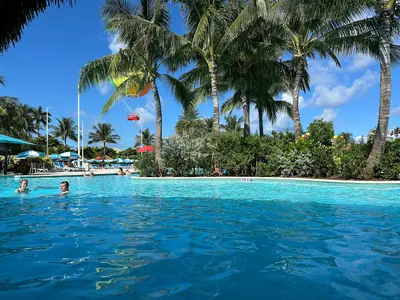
[249, 103, 293, 134]
[97, 82, 111, 95]
[355, 135, 368, 143]
[315, 108, 339, 122]
[391, 106, 400, 116]
[310, 69, 378, 107]
[134, 95, 156, 128]
[308, 60, 340, 87]
[348, 55, 375, 72]
[108, 33, 127, 54]
[280, 92, 307, 109]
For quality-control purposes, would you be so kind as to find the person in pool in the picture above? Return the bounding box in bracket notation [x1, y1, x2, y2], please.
[15, 179, 29, 193]
[60, 181, 69, 195]
[117, 168, 125, 176]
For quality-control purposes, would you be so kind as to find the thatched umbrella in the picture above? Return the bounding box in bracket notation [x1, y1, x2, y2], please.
[0, 0, 75, 53]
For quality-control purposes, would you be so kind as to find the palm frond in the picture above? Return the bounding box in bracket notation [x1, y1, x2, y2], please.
[160, 74, 194, 110]
[0, 0, 75, 54]
[221, 91, 242, 115]
[0, 76, 5, 86]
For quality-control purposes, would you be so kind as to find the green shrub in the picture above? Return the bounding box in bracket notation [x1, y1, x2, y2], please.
[374, 139, 400, 180]
[135, 152, 157, 177]
[307, 119, 334, 146]
[339, 146, 366, 179]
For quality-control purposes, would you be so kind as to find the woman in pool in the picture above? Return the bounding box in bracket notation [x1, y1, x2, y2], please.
[117, 168, 125, 176]
[15, 179, 29, 193]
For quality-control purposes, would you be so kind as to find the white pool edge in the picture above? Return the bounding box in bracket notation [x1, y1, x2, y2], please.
[130, 176, 400, 185]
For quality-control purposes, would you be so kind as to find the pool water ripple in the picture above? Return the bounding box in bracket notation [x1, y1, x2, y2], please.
[0, 176, 400, 299]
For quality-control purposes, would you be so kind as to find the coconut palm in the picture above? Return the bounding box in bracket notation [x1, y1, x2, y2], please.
[88, 122, 120, 156]
[0, 0, 75, 53]
[221, 115, 243, 133]
[176, 0, 247, 134]
[325, 0, 400, 174]
[52, 117, 77, 150]
[0, 97, 36, 138]
[32, 106, 51, 137]
[79, 0, 191, 176]
[175, 107, 204, 136]
[135, 128, 155, 148]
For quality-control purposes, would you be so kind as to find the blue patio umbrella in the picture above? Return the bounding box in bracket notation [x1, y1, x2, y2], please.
[88, 159, 97, 163]
[105, 159, 114, 163]
[0, 134, 34, 175]
[115, 158, 124, 163]
[123, 159, 132, 163]
[50, 154, 61, 160]
[60, 152, 80, 159]
[16, 150, 45, 159]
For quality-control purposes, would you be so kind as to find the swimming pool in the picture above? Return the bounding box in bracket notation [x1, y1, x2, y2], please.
[0, 176, 399, 299]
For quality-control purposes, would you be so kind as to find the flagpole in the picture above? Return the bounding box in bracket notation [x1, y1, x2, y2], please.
[77, 85, 81, 167]
[82, 121, 84, 165]
[46, 107, 50, 155]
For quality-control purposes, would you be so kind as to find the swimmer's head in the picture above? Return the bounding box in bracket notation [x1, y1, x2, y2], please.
[60, 181, 69, 192]
[20, 179, 28, 189]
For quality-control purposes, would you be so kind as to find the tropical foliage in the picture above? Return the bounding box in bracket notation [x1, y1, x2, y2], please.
[0, 0, 75, 53]
[135, 128, 155, 148]
[88, 122, 120, 156]
[52, 117, 78, 150]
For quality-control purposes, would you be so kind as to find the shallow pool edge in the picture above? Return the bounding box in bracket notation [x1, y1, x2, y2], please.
[131, 176, 400, 185]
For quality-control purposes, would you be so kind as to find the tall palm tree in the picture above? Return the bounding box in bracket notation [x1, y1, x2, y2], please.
[79, 0, 191, 176]
[175, 107, 204, 136]
[221, 115, 243, 133]
[326, 0, 400, 174]
[0, 0, 75, 53]
[52, 117, 77, 150]
[176, 0, 246, 134]
[32, 106, 51, 137]
[88, 122, 120, 156]
[135, 128, 155, 148]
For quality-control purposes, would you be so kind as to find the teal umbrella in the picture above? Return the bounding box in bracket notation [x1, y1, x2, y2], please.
[0, 134, 34, 175]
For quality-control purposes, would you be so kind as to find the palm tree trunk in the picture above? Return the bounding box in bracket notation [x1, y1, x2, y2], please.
[241, 92, 250, 137]
[103, 142, 106, 157]
[365, 13, 392, 176]
[64, 138, 67, 151]
[292, 59, 303, 139]
[152, 78, 163, 177]
[209, 60, 220, 134]
[258, 106, 264, 137]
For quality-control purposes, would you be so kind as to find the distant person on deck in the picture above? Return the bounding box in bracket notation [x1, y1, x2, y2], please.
[60, 181, 69, 195]
[117, 168, 125, 176]
[15, 179, 29, 193]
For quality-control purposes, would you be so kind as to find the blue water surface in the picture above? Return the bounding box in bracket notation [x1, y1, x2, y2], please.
[0, 176, 400, 299]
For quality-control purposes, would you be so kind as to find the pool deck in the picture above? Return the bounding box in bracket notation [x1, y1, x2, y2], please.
[13, 169, 137, 178]
[131, 176, 400, 185]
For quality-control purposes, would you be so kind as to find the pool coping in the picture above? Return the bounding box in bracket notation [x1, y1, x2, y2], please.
[131, 176, 400, 185]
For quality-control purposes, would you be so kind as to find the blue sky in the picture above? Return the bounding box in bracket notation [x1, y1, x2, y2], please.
[1, 1, 400, 149]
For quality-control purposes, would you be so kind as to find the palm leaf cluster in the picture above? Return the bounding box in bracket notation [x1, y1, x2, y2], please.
[0, 0, 75, 54]
[88, 122, 121, 155]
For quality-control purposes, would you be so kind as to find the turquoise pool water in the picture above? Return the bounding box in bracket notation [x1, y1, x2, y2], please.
[0, 176, 399, 299]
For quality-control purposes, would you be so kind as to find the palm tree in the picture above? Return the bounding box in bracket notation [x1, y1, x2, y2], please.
[0, 97, 36, 139]
[32, 106, 51, 137]
[202, 117, 214, 134]
[52, 117, 77, 150]
[176, 0, 246, 134]
[326, 0, 400, 174]
[88, 122, 120, 156]
[0, 0, 75, 53]
[135, 128, 155, 148]
[0, 76, 5, 86]
[221, 115, 243, 133]
[79, 0, 191, 176]
[175, 107, 204, 136]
